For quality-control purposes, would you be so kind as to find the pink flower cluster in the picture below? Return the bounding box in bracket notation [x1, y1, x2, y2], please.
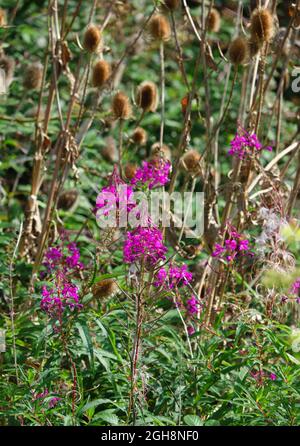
[212, 226, 252, 262]
[154, 264, 192, 289]
[186, 295, 198, 315]
[95, 165, 135, 217]
[33, 389, 61, 409]
[41, 240, 83, 321]
[229, 127, 272, 159]
[123, 226, 167, 265]
[131, 158, 171, 189]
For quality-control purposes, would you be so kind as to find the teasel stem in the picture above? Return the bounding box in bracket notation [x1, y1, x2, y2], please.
[178, 177, 197, 244]
[159, 41, 165, 149]
[118, 118, 124, 178]
[9, 220, 23, 385]
[173, 294, 193, 359]
[170, 10, 190, 91]
[128, 260, 146, 424]
[202, 67, 238, 160]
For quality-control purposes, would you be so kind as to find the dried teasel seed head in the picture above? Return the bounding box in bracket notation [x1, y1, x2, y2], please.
[83, 25, 102, 53]
[57, 189, 79, 210]
[124, 163, 137, 180]
[289, 4, 300, 28]
[136, 81, 158, 112]
[92, 279, 118, 299]
[248, 39, 260, 57]
[228, 37, 249, 66]
[250, 8, 274, 44]
[0, 54, 15, 89]
[132, 127, 147, 145]
[102, 136, 117, 163]
[181, 149, 201, 173]
[149, 14, 171, 42]
[207, 8, 221, 33]
[150, 143, 171, 161]
[92, 60, 111, 88]
[112, 91, 132, 120]
[23, 62, 43, 90]
[163, 0, 180, 11]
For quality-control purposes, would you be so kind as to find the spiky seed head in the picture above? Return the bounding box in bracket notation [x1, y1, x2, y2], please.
[132, 127, 147, 145]
[83, 25, 102, 53]
[163, 0, 180, 11]
[250, 8, 274, 44]
[102, 136, 117, 163]
[0, 55, 15, 88]
[149, 14, 171, 42]
[228, 37, 249, 65]
[207, 8, 221, 32]
[92, 60, 111, 88]
[124, 163, 137, 180]
[136, 81, 158, 112]
[151, 143, 171, 161]
[57, 190, 78, 210]
[92, 279, 117, 299]
[249, 39, 260, 57]
[112, 91, 132, 120]
[23, 63, 43, 90]
[181, 150, 201, 173]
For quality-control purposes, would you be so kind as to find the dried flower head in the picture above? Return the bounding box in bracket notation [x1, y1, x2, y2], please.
[132, 127, 147, 145]
[136, 81, 158, 112]
[149, 14, 171, 42]
[92, 60, 111, 88]
[181, 150, 201, 173]
[207, 8, 221, 32]
[228, 37, 249, 65]
[151, 143, 171, 161]
[102, 136, 117, 163]
[0, 55, 15, 89]
[249, 39, 260, 57]
[57, 189, 78, 210]
[23, 62, 43, 90]
[112, 91, 132, 120]
[250, 8, 274, 44]
[83, 25, 102, 53]
[124, 163, 138, 180]
[163, 0, 180, 11]
[92, 279, 117, 299]
[289, 3, 300, 28]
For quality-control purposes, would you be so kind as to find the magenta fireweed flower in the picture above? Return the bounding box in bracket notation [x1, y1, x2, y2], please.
[269, 373, 277, 381]
[123, 226, 167, 265]
[48, 397, 61, 409]
[212, 225, 252, 263]
[95, 165, 135, 217]
[154, 264, 192, 289]
[229, 127, 272, 159]
[33, 389, 49, 401]
[40, 240, 84, 321]
[291, 278, 300, 295]
[187, 325, 195, 336]
[131, 158, 171, 189]
[186, 295, 198, 315]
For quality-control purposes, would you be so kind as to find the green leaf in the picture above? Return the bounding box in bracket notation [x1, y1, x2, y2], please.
[183, 415, 203, 426]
